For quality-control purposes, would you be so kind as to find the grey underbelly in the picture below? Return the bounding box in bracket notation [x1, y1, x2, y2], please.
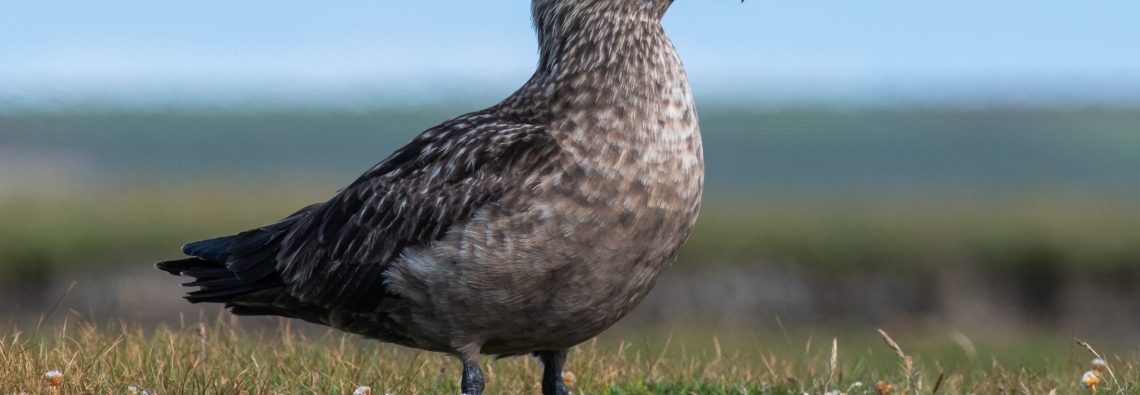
[381, 204, 688, 355]
[384, 252, 670, 354]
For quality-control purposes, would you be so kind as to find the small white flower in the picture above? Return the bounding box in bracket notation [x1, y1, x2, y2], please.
[1091, 358, 1109, 373]
[1080, 370, 1100, 391]
[127, 385, 152, 395]
[43, 370, 64, 387]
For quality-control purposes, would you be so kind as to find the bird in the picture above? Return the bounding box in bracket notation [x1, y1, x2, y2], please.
[156, 0, 703, 393]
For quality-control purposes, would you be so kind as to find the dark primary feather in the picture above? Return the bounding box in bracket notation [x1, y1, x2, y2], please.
[160, 108, 561, 314]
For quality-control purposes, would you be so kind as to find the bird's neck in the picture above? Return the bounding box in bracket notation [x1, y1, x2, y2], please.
[508, 5, 703, 213]
[506, 12, 694, 129]
[533, 5, 663, 72]
[497, 9, 700, 191]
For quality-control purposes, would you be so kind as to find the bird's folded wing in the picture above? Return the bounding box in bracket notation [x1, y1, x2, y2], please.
[265, 111, 560, 312]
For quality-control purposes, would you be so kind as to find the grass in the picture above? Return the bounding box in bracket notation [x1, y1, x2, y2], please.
[1, 316, 1135, 394]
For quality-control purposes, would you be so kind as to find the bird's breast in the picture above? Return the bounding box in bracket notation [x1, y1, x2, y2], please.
[547, 99, 704, 253]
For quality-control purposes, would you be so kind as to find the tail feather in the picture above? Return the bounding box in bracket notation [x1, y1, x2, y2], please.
[185, 275, 243, 289]
[156, 233, 283, 305]
[182, 235, 240, 262]
[155, 257, 222, 275]
[158, 232, 344, 328]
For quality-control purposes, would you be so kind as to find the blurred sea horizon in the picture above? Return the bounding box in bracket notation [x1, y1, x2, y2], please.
[4, 74, 1140, 114]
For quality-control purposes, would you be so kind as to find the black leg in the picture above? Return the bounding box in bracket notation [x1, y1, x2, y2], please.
[461, 358, 485, 395]
[537, 349, 571, 395]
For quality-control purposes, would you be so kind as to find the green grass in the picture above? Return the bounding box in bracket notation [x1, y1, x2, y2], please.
[1, 318, 1134, 394]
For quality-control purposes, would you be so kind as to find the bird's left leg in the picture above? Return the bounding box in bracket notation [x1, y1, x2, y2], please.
[460, 357, 485, 395]
[537, 349, 571, 395]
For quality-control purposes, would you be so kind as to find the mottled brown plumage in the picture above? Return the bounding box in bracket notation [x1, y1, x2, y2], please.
[157, 0, 702, 393]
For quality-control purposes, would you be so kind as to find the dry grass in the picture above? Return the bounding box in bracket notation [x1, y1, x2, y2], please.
[1, 317, 1136, 394]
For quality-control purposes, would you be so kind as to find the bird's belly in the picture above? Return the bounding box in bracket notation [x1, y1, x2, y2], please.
[476, 211, 685, 354]
[386, 172, 698, 353]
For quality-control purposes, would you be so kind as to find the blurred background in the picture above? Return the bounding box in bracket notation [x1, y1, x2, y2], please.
[3, 0, 1140, 364]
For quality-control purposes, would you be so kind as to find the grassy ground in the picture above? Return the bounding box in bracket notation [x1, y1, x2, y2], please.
[1, 317, 1133, 394]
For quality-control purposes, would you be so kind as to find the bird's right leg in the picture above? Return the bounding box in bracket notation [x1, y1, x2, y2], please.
[460, 357, 485, 395]
[537, 349, 571, 395]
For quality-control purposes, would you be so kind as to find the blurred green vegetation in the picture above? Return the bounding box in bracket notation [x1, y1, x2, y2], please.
[3, 188, 1140, 279]
[685, 196, 1140, 273]
[1, 107, 1139, 278]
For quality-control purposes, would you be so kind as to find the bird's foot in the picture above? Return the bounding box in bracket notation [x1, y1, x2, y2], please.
[543, 380, 571, 395]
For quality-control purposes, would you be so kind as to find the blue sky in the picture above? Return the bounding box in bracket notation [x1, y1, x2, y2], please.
[2, 0, 1139, 108]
